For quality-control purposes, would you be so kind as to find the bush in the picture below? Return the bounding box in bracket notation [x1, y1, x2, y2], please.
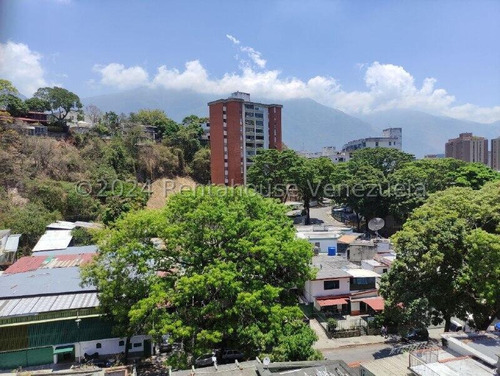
[166, 352, 190, 370]
[327, 318, 338, 332]
[71, 227, 95, 246]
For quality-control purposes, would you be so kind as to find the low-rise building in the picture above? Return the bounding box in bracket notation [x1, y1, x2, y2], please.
[361, 249, 396, 275]
[296, 225, 353, 256]
[304, 255, 382, 315]
[343, 128, 402, 154]
[441, 332, 500, 370]
[361, 346, 497, 376]
[298, 146, 350, 164]
[171, 359, 356, 376]
[0, 246, 151, 369]
[348, 238, 392, 263]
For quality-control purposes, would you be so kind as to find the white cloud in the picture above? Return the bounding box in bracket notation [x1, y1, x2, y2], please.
[226, 34, 267, 69]
[90, 36, 500, 124]
[0, 41, 48, 96]
[93, 63, 149, 89]
[225, 34, 240, 45]
[93, 59, 500, 123]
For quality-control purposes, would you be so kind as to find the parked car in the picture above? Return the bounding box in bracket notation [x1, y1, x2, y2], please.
[220, 349, 244, 363]
[402, 328, 429, 342]
[159, 335, 171, 352]
[194, 353, 216, 368]
[449, 320, 463, 332]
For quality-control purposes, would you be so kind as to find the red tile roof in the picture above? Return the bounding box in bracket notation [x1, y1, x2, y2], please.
[4, 253, 94, 274]
[317, 297, 348, 307]
[360, 297, 385, 311]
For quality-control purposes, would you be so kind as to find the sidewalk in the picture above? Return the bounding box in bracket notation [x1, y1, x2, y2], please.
[310, 318, 388, 350]
[310, 319, 445, 351]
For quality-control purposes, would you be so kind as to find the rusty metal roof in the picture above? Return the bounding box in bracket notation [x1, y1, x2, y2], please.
[4, 253, 94, 274]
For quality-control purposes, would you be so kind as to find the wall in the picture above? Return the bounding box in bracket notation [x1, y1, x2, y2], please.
[75, 335, 151, 360]
[304, 278, 350, 303]
[209, 102, 225, 185]
[349, 244, 378, 262]
[361, 261, 388, 275]
[0, 346, 53, 370]
[301, 235, 338, 254]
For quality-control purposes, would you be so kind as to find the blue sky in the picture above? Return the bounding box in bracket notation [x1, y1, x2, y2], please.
[1, 0, 499, 122]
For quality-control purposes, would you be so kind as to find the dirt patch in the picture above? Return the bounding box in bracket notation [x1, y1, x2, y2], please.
[146, 177, 198, 209]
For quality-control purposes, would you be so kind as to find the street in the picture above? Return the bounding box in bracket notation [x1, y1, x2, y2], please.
[322, 343, 393, 364]
[294, 205, 345, 226]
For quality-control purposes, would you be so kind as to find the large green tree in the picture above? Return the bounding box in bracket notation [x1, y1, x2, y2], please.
[388, 158, 466, 223]
[247, 149, 301, 200]
[129, 109, 179, 138]
[0, 79, 20, 109]
[4, 94, 28, 117]
[33, 86, 82, 125]
[380, 181, 500, 331]
[82, 187, 319, 366]
[349, 148, 415, 177]
[190, 147, 211, 184]
[25, 97, 50, 113]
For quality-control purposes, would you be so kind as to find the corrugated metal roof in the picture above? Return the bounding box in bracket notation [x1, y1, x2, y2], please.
[0, 267, 95, 299]
[0, 292, 99, 318]
[74, 221, 103, 229]
[32, 230, 73, 252]
[46, 221, 76, 230]
[34, 245, 98, 256]
[4, 253, 94, 274]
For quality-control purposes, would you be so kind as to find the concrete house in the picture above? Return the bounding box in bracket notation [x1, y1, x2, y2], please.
[303, 256, 383, 315]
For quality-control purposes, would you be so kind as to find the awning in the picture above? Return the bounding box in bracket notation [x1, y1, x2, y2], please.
[53, 346, 74, 354]
[360, 297, 385, 311]
[317, 298, 348, 307]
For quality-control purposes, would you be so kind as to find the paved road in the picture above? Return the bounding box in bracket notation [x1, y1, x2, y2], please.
[294, 205, 345, 226]
[322, 343, 393, 364]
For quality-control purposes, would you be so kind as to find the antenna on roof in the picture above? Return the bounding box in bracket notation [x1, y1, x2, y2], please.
[368, 218, 385, 238]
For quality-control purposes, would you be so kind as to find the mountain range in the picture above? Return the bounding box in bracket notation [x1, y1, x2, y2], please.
[83, 88, 500, 158]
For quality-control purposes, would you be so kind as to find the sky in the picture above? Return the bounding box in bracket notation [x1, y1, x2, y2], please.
[1, 0, 500, 123]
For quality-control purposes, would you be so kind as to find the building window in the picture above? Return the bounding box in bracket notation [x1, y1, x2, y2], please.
[119, 340, 125, 346]
[382, 269, 388, 273]
[96, 343, 102, 349]
[324, 280, 340, 290]
[133, 343, 141, 348]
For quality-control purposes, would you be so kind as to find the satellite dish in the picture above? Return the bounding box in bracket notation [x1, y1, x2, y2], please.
[263, 357, 271, 366]
[368, 218, 385, 232]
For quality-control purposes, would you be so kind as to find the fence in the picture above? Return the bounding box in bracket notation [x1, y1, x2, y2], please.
[315, 311, 369, 338]
[408, 348, 442, 376]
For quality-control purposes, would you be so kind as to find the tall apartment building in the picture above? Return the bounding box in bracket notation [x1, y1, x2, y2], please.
[445, 133, 488, 165]
[491, 137, 500, 171]
[208, 92, 282, 185]
[342, 128, 402, 153]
